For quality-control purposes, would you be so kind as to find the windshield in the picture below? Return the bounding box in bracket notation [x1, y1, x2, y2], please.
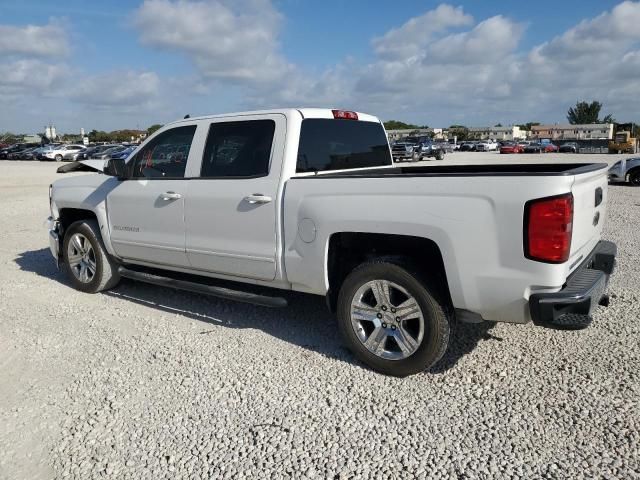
[297, 119, 391, 173]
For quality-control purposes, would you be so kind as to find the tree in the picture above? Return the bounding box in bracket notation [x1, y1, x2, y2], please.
[383, 120, 427, 130]
[448, 125, 469, 141]
[494, 123, 503, 127]
[147, 124, 163, 135]
[516, 122, 540, 131]
[567, 101, 615, 124]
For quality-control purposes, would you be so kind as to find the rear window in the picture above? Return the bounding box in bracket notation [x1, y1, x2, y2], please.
[296, 119, 391, 173]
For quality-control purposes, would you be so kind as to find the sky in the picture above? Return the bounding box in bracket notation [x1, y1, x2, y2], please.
[0, 0, 638, 133]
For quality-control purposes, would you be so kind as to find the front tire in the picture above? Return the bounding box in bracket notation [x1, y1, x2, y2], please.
[435, 150, 445, 161]
[337, 259, 451, 377]
[629, 170, 640, 186]
[62, 220, 120, 293]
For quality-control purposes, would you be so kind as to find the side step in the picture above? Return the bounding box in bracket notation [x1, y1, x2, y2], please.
[117, 267, 288, 308]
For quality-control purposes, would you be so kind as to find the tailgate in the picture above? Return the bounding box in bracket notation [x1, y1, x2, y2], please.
[569, 166, 608, 269]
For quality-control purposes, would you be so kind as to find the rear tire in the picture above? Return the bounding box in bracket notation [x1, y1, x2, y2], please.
[436, 150, 445, 161]
[337, 259, 451, 377]
[62, 220, 120, 293]
[629, 169, 640, 186]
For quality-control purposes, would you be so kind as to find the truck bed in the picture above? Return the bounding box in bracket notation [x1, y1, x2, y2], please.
[284, 161, 609, 323]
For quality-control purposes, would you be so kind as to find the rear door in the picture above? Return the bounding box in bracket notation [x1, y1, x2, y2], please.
[107, 124, 198, 267]
[184, 114, 285, 281]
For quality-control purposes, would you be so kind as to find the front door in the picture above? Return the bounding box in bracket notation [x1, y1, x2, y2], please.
[107, 125, 197, 268]
[184, 115, 285, 281]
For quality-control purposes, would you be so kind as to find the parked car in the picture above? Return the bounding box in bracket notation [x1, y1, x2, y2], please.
[459, 141, 476, 151]
[499, 142, 523, 154]
[63, 147, 89, 162]
[78, 145, 116, 160]
[559, 142, 578, 153]
[391, 137, 445, 162]
[39, 144, 84, 162]
[475, 140, 498, 152]
[48, 107, 616, 377]
[109, 146, 137, 160]
[608, 157, 640, 186]
[93, 145, 128, 160]
[545, 143, 559, 153]
[433, 142, 454, 154]
[524, 143, 558, 153]
[1, 143, 31, 159]
[9, 146, 40, 160]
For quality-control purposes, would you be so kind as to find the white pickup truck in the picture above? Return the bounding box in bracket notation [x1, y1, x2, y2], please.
[47, 108, 616, 376]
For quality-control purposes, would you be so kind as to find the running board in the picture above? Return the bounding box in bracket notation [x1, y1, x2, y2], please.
[117, 267, 288, 308]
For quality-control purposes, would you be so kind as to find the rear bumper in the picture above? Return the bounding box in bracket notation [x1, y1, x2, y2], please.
[529, 240, 617, 328]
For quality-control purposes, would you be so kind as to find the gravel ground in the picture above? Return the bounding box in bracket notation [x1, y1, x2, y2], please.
[0, 157, 639, 480]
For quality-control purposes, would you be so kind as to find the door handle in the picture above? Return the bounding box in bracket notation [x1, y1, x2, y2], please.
[161, 191, 182, 201]
[244, 194, 272, 205]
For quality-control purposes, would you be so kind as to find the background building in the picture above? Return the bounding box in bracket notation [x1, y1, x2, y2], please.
[467, 126, 526, 141]
[531, 124, 614, 140]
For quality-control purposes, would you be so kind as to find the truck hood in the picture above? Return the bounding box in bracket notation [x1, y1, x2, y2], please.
[56, 159, 106, 174]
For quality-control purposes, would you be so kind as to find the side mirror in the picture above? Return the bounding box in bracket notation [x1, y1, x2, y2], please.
[104, 158, 127, 178]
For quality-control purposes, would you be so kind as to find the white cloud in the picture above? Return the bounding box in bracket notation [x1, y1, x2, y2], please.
[0, 20, 69, 57]
[70, 71, 161, 107]
[372, 4, 473, 60]
[0, 59, 67, 97]
[426, 15, 524, 64]
[134, 0, 291, 85]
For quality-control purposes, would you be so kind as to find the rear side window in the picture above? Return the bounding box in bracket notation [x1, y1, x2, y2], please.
[130, 125, 196, 179]
[201, 120, 275, 178]
[296, 119, 391, 173]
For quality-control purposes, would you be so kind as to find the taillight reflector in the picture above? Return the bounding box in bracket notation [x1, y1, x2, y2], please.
[332, 110, 358, 120]
[524, 193, 573, 263]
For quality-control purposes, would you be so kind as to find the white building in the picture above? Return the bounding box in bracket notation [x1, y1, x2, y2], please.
[531, 124, 614, 140]
[467, 126, 526, 141]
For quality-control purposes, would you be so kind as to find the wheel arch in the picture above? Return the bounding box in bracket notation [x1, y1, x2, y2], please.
[57, 208, 118, 258]
[325, 232, 452, 313]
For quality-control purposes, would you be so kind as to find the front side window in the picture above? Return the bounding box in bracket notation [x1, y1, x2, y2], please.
[200, 120, 275, 178]
[130, 125, 196, 178]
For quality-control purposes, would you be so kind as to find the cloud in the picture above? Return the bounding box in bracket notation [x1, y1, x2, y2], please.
[372, 4, 473, 60]
[0, 20, 69, 57]
[70, 71, 161, 107]
[426, 15, 524, 64]
[134, 0, 291, 85]
[0, 59, 68, 97]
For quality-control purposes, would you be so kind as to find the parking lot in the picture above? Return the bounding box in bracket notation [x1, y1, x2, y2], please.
[0, 155, 638, 479]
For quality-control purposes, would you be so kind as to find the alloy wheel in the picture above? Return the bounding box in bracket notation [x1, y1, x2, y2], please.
[350, 280, 425, 360]
[66, 233, 97, 283]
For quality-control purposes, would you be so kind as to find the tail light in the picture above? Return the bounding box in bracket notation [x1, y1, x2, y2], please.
[524, 193, 573, 263]
[332, 110, 358, 120]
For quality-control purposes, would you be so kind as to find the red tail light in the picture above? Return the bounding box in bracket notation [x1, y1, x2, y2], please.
[332, 110, 358, 120]
[524, 193, 573, 263]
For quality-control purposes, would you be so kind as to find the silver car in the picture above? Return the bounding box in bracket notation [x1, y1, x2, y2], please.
[608, 158, 640, 186]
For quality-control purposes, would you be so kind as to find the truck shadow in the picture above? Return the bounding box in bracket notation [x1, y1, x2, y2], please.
[15, 248, 493, 375]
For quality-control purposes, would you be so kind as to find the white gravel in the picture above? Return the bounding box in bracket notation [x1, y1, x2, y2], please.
[0, 157, 639, 479]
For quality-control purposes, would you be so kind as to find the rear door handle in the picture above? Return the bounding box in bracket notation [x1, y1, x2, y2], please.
[161, 191, 182, 201]
[244, 194, 272, 205]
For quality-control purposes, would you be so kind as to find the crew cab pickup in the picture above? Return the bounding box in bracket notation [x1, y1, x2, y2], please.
[47, 108, 616, 376]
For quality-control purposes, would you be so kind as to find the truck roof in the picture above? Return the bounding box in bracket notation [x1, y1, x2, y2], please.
[165, 108, 381, 127]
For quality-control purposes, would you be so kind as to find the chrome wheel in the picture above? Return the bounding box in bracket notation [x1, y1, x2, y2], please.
[350, 280, 425, 360]
[66, 233, 96, 283]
